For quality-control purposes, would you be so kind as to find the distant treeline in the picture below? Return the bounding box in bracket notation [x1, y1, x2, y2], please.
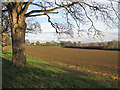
[25, 39, 120, 50]
[3, 33, 120, 50]
[3, 36, 120, 50]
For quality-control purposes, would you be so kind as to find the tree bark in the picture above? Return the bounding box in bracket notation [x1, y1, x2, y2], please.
[2, 32, 6, 54]
[10, 11, 27, 67]
[12, 26, 27, 67]
[1, 12, 6, 54]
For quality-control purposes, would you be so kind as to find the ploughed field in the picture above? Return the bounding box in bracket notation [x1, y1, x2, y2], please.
[5, 46, 118, 76]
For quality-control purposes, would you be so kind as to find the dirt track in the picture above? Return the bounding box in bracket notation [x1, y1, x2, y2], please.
[5, 46, 118, 76]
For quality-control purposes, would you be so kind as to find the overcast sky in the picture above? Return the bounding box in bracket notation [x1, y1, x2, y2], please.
[25, 0, 119, 43]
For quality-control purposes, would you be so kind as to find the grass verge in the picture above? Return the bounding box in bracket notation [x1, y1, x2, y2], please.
[2, 51, 116, 88]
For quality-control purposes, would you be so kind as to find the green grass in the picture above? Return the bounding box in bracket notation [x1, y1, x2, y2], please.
[0, 46, 1, 55]
[2, 51, 114, 88]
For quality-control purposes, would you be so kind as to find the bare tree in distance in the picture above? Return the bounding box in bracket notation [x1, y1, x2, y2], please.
[1, 0, 119, 67]
[1, 11, 11, 53]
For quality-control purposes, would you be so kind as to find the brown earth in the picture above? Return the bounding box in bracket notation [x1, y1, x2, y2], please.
[5, 46, 118, 76]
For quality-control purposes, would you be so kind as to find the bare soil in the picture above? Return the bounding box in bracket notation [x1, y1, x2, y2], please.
[5, 46, 118, 77]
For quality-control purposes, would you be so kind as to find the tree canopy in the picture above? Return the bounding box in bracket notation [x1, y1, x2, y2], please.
[2, 0, 119, 37]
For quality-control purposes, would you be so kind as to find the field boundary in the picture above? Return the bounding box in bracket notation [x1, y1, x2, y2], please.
[64, 46, 120, 51]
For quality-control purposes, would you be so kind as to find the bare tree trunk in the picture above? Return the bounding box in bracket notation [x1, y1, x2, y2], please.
[2, 33, 6, 54]
[10, 12, 27, 67]
[11, 22, 27, 67]
[1, 12, 6, 54]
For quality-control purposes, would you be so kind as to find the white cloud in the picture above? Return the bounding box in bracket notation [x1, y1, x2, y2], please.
[26, 29, 118, 43]
[26, 19, 119, 43]
[102, 30, 118, 41]
[32, 15, 63, 19]
[40, 23, 56, 33]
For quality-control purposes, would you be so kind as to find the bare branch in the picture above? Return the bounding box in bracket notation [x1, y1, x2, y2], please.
[45, 13, 59, 33]
[109, 0, 120, 20]
[1, 2, 9, 8]
[25, 11, 58, 17]
[46, 13, 74, 37]
[30, 3, 46, 9]
[21, 1, 33, 16]
[25, 2, 79, 17]
[26, 21, 42, 33]
[79, 3, 104, 38]
[2, 9, 8, 12]
[1, 0, 119, 39]
[26, 13, 46, 17]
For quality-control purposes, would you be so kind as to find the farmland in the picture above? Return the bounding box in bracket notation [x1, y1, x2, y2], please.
[3, 51, 115, 88]
[5, 46, 118, 78]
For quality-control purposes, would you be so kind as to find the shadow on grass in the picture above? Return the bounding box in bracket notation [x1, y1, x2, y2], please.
[2, 52, 111, 88]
